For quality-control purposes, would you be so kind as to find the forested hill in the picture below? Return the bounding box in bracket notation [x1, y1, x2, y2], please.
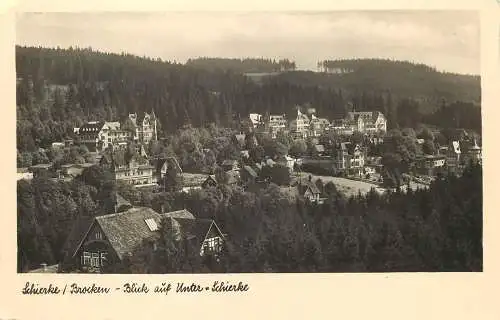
[185, 57, 296, 73]
[16, 46, 481, 152]
[265, 59, 480, 113]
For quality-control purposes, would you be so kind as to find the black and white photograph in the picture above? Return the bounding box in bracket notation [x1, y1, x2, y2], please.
[15, 11, 482, 274]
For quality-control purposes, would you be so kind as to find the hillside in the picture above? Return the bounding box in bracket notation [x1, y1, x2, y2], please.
[262, 59, 480, 114]
[16, 46, 481, 152]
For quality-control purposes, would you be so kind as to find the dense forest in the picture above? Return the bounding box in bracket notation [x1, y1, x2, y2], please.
[18, 161, 482, 272]
[16, 46, 481, 154]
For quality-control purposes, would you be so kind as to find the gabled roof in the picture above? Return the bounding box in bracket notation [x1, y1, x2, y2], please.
[298, 181, 321, 195]
[235, 133, 246, 147]
[115, 194, 133, 212]
[161, 209, 195, 220]
[102, 122, 121, 131]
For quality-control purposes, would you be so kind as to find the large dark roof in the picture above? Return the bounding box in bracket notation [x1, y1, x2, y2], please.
[64, 207, 216, 262]
[173, 218, 214, 242]
[95, 207, 162, 259]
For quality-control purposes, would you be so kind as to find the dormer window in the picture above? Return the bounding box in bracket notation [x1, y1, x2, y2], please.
[145, 218, 158, 231]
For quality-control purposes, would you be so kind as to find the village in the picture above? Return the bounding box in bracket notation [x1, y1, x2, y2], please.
[19, 102, 483, 274]
[20, 104, 482, 199]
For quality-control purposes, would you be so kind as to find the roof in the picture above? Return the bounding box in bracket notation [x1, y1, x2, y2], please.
[103, 122, 121, 131]
[171, 218, 215, 242]
[95, 207, 163, 259]
[29, 163, 52, 170]
[243, 165, 258, 178]
[314, 144, 325, 153]
[115, 194, 133, 212]
[161, 209, 195, 220]
[347, 111, 384, 123]
[299, 181, 321, 195]
[222, 159, 238, 166]
[235, 133, 246, 146]
[340, 142, 351, 150]
[65, 206, 212, 262]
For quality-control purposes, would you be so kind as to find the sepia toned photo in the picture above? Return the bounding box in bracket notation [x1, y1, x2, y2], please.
[16, 11, 482, 274]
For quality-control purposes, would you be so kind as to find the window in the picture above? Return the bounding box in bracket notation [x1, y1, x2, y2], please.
[100, 252, 108, 266]
[82, 251, 91, 266]
[145, 218, 159, 231]
[95, 232, 102, 240]
[202, 237, 221, 254]
[91, 253, 100, 267]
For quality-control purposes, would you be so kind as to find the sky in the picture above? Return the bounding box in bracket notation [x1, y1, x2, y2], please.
[16, 11, 480, 75]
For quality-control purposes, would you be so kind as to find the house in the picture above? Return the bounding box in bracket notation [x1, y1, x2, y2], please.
[345, 111, 387, 133]
[466, 139, 482, 164]
[445, 141, 461, 167]
[289, 108, 310, 139]
[267, 114, 287, 139]
[234, 132, 246, 148]
[221, 159, 239, 172]
[155, 157, 182, 185]
[240, 150, 250, 159]
[415, 155, 447, 176]
[28, 163, 54, 178]
[249, 113, 263, 129]
[51, 142, 65, 150]
[240, 165, 258, 185]
[58, 164, 85, 179]
[329, 119, 354, 135]
[201, 175, 218, 188]
[100, 149, 155, 187]
[330, 110, 387, 135]
[313, 144, 326, 157]
[128, 112, 158, 144]
[275, 155, 295, 173]
[333, 142, 365, 176]
[17, 168, 34, 181]
[310, 115, 330, 137]
[347, 144, 365, 176]
[77, 113, 158, 152]
[59, 207, 225, 273]
[297, 178, 321, 202]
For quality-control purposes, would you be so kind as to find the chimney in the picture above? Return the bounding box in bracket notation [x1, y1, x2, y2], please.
[160, 204, 165, 214]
